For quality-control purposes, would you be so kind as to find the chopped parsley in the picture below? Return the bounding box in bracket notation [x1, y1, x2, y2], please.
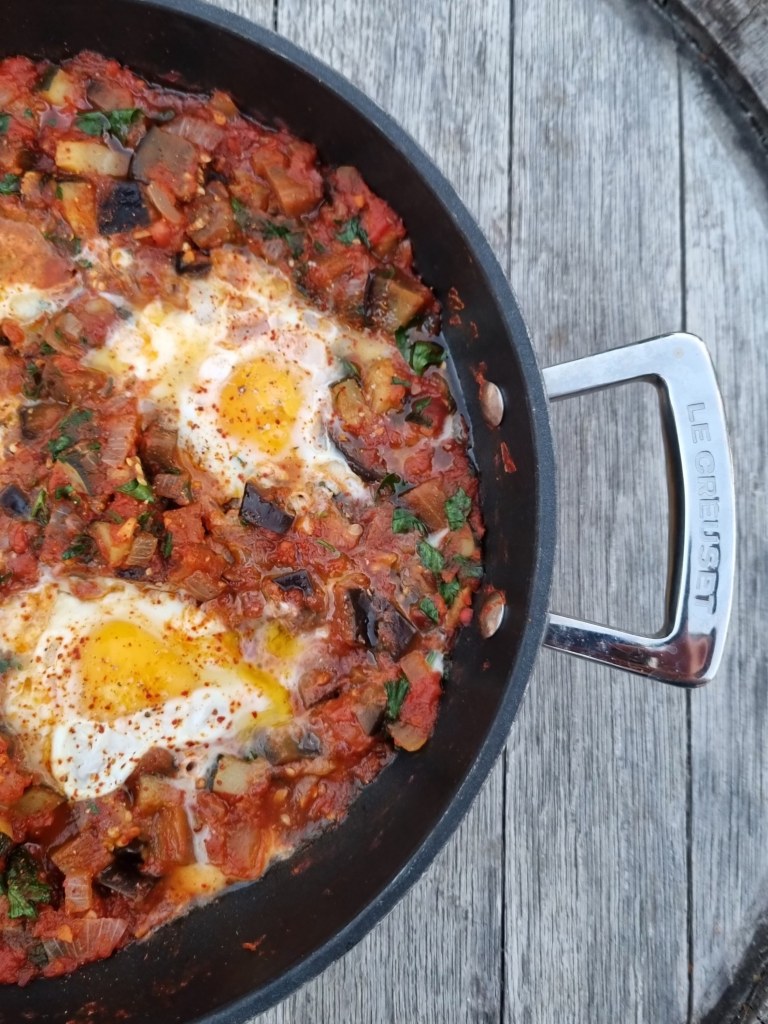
[391, 507, 427, 535]
[391, 376, 410, 387]
[454, 555, 483, 580]
[54, 484, 77, 501]
[47, 434, 74, 459]
[230, 196, 251, 230]
[75, 108, 142, 143]
[405, 396, 433, 427]
[1, 849, 52, 920]
[61, 534, 95, 562]
[59, 408, 93, 433]
[259, 219, 304, 257]
[384, 677, 410, 721]
[43, 232, 82, 256]
[410, 340, 445, 375]
[315, 538, 339, 554]
[30, 488, 48, 524]
[378, 473, 411, 498]
[117, 479, 155, 503]
[0, 114, 9, 135]
[0, 173, 21, 196]
[394, 327, 445, 376]
[418, 596, 440, 623]
[0, 655, 21, 674]
[439, 579, 461, 606]
[417, 540, 444, 574]
[338, 358, 361, 381]
[445, 487, 472, 531]
[22, 362, 42, 399]
[336, 216, 370, 248]
[161, 532, 173, 558]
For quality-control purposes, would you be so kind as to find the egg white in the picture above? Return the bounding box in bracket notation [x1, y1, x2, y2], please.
[85, 247, 374, 505]
[0, 577, 307, 801]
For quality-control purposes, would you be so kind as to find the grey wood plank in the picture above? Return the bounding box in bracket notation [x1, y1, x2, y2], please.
[682, 56, 768, 1021]
[221, 0, 512, 1021]
[653, 0, 768, 149]
[209, 0, 274, 28]
[504, 0, 690, 1022]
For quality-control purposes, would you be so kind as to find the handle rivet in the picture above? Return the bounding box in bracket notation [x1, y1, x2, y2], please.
[480, 381, 504, 427]
[479, 591, 505, 638]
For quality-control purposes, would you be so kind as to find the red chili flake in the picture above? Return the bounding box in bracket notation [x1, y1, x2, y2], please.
[447, 286, 465, 311]
[500, 442, 517, 474]
[241, 937, 264, 952]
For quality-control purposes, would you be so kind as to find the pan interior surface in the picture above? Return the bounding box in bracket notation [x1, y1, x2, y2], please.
[0, 2, 555, 1021]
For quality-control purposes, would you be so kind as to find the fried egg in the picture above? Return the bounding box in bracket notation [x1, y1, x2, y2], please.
[86, 247, 377, 506]
[0, 577, 303, 801]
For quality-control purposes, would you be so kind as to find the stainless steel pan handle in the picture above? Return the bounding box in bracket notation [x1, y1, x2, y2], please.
[542, 333, 735, 687]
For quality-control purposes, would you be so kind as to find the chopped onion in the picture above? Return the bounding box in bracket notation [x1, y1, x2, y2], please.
[43, 918, 128, 965]
[146, 181, 183, 225]
[63, 873, 93, 914]
[124, 533, 157, 568]
[100, 419, 136, 466]
[165, 114, 224, 151]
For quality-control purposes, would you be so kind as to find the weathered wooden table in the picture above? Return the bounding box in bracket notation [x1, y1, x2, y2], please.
[203, 0, 768, 1020]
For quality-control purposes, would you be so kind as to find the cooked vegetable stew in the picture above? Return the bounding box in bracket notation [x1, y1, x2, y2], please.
[0, 52, 483, 983]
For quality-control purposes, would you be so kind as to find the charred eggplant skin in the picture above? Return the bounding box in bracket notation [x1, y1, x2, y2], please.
[98, 181, 150, 235]
[0, 484, 30, 518]
[273, 570, 314, 596]
[239, 481, 295, 534]
[349, 587, 417, 659]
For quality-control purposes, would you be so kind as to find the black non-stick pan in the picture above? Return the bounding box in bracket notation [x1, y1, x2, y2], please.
[0, 1, 736, 1021]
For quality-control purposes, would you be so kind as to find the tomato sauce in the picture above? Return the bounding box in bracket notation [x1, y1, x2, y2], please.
[0, 52, 484, 983]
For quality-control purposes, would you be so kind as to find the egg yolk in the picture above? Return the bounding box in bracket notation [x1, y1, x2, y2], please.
[219, 357, 304, 455]
[78, 620, 291, 723]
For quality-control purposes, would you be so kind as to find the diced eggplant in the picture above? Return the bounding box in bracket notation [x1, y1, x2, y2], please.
[98, 182, 150, 236]
[349, 588, 417, 659]
[174, 249, 212, 276]
[186, 181, 235, 249]
[132, 127, 199, 202]
[263, 164, 320, 218]
[86, 79, 134, 112]
[0, 484, 30, 519]
[248, 725, 321, 766]
[403, 478, 450, 531]
[355, 700, 386, 736]
[116, 566, 148, 581]
[97, 860, 156, 901]
[273, 570, 314, 597]
[140, 422, 178, 474]
[97, 839, 155, 901]
[39, 68, 78, 106]
[298, 668, 337, 708]
[211, 755, 269, 796]
[364, 267, 432, 332]
[55, 140, 131, 178]
[239, 481, 294, 534]
[328, 423, 387, 482]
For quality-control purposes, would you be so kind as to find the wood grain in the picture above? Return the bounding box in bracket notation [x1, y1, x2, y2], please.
[654, 0, 768, 148]
[682, 54, 768, 1021]
[252, 0, 511, 1021]
[504, 0, 689, 1021]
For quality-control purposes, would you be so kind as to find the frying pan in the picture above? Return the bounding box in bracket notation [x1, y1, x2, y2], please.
[0, 1, 736, 1021]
